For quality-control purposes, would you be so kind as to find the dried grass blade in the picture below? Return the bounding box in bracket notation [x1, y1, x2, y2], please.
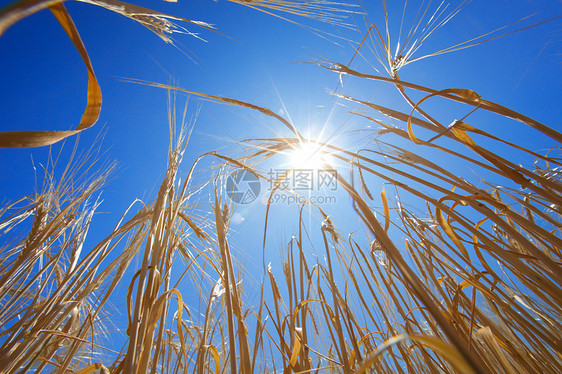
[357, 334, 476, 374]
[435, 205, 469, 260]
[206, 344, 221, 374]
[325, 63, 562, 142]
[477, 327, 519, 374]
[406, 88, 479, 143]
[0, 0, 60, 35]
[0, 2, 101, 148]
[123, 79, 302, 139]
[287, 335, 302, 372]
[381, 185, 390, 233]
[76, 363, 110, 374]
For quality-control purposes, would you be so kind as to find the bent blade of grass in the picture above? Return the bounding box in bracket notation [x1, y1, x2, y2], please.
[0, 2, 101, 148]
[123, 78, 303, 141]
[0, 0, 219, 149]
[323, 63, 562, 143]
[75, 362, 110, 374]
[356, 334, 476, 374]
[381, 185, 390, 233]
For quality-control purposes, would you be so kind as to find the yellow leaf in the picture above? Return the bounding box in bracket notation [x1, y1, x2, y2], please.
[206, 344, 221, 374]
[451, 125, 477, 147]
[289, 335, 302, 368]
[406, 88, 481, 144]
[357, 334, 476, 374]
[436, 207, 469, 259]
[381, 185, 390, 233]
[76, 363, 109, 374]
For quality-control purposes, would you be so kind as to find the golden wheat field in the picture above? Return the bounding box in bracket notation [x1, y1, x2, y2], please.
[0, 0, 561, 373]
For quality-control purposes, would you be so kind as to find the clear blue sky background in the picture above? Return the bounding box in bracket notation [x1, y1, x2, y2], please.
[0, 0, 560, 355]
[2, 0, 559, 243]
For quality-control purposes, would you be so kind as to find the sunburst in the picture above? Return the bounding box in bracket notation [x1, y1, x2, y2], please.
[288, 140, 332, 171]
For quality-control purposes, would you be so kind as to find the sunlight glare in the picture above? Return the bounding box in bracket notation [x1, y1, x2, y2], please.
[289, 141, 331, 170]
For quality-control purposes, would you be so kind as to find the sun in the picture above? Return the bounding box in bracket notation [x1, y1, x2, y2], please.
[288, 140, 332, 171]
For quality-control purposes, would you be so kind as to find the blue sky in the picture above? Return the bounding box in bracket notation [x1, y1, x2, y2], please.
[0, 0, 561, 357]
[0, 0, 560, 276]
[1, 0, 560, 204]
[0, 0, 560, 257]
